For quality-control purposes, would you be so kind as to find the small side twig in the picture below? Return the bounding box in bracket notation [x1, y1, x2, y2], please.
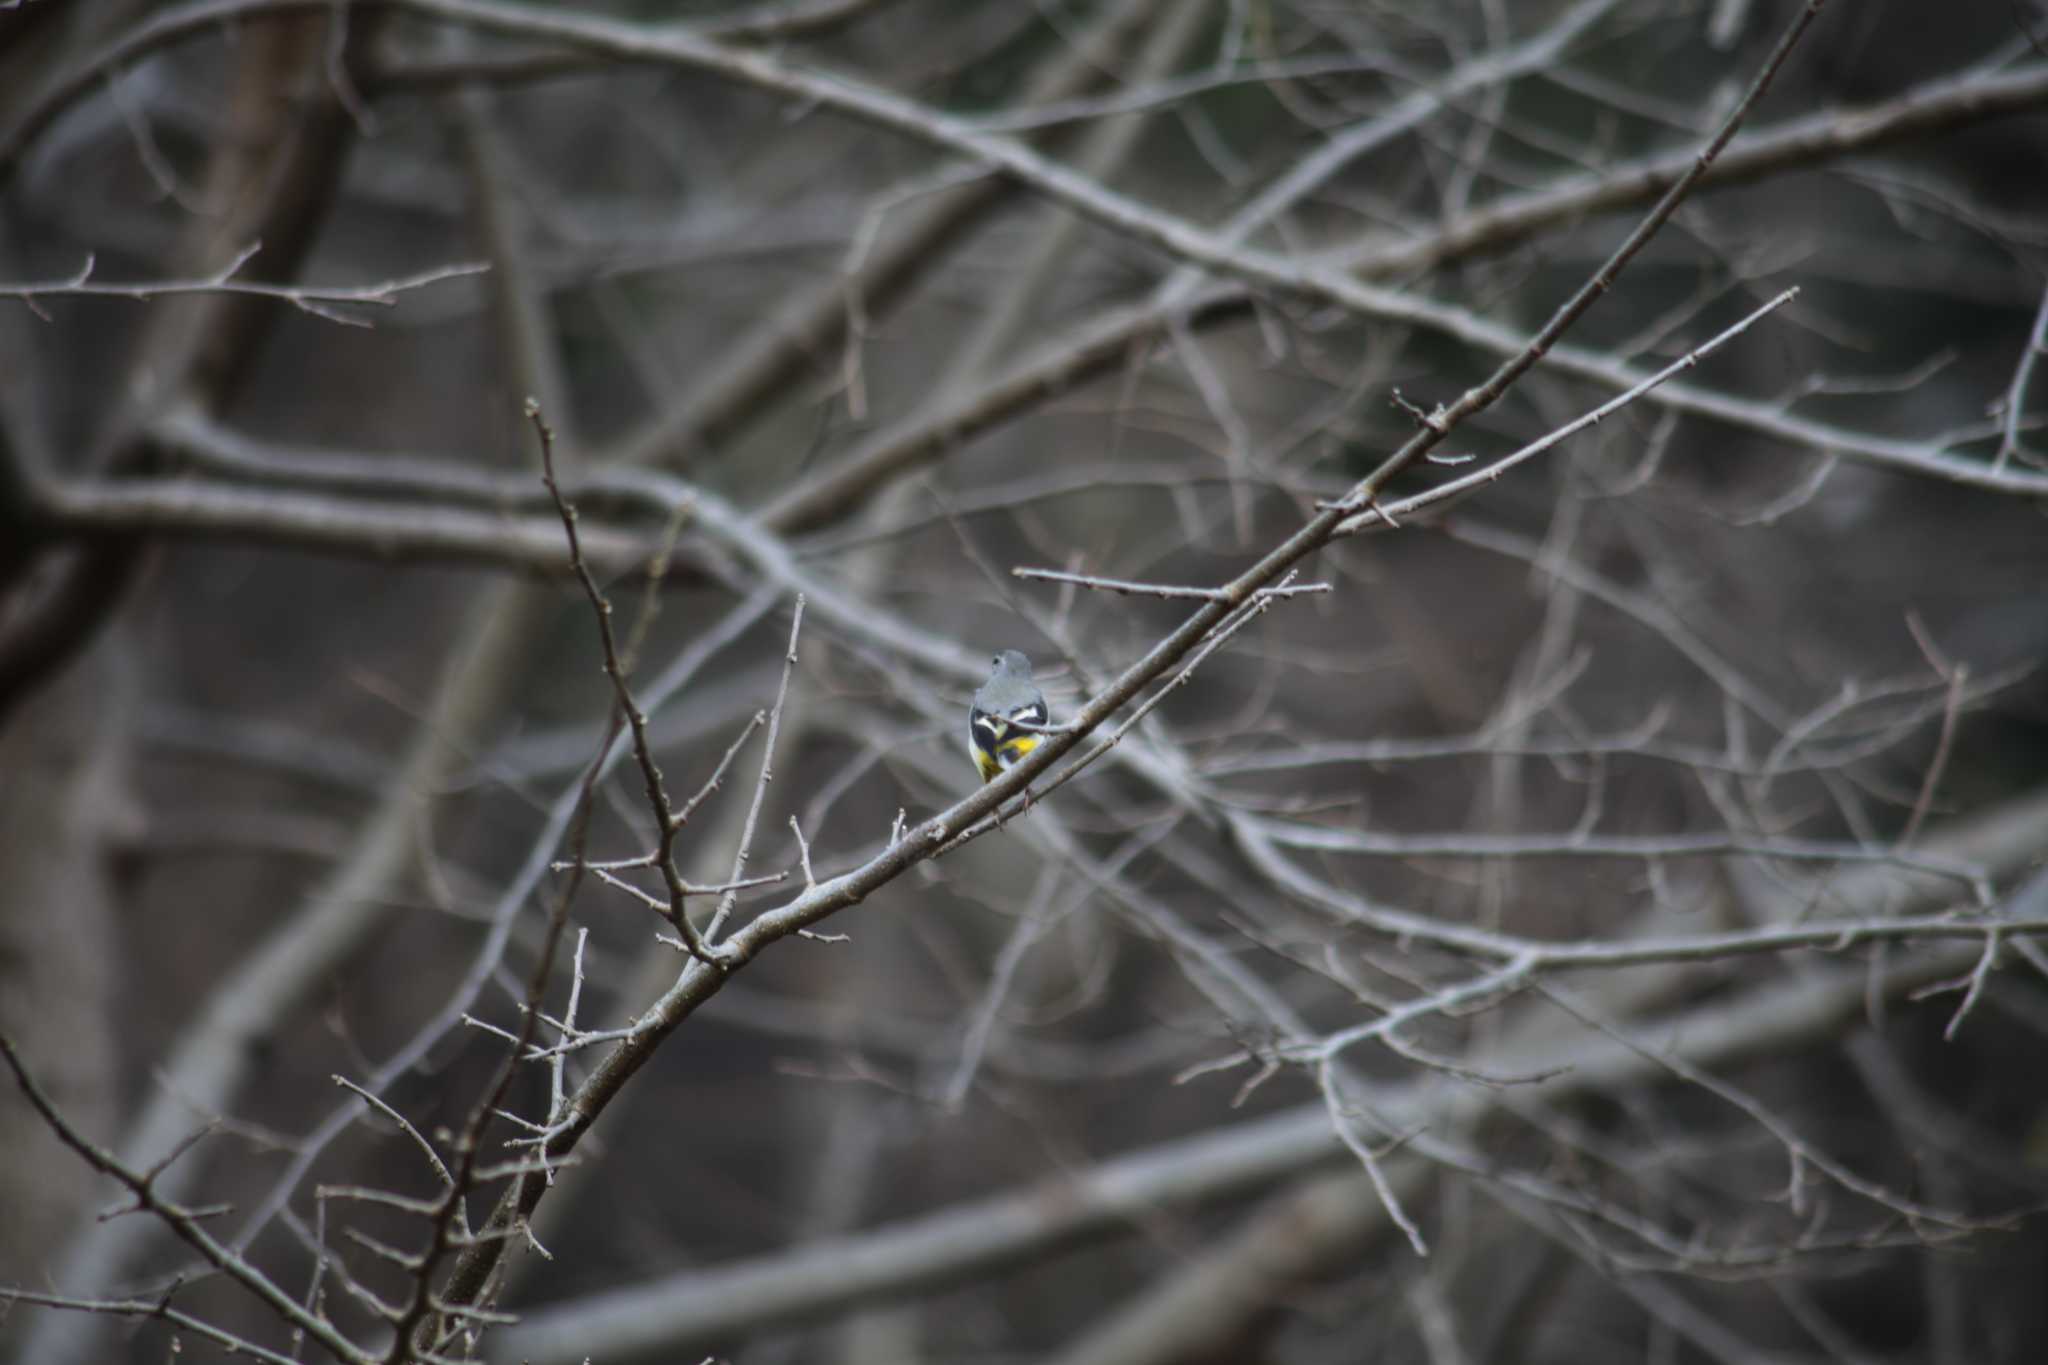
[789, 815, 816, 888]
[1993, 281, 2048, 472]
[1911, 928, 2001, 1041]
[674, 712, 767, 831]
[332, 1076, 453, 1195]
[543, 927, 590, 1181]
[1899, 611, 1968, 849]
[704, 596, 807, 946]
[1325, 289, 1800, 531]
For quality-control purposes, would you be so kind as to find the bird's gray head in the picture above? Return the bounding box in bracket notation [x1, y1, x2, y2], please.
[991, 649, 1033, 678]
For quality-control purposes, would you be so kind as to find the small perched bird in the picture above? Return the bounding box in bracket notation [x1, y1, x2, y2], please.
[968, 650, 1049, 783]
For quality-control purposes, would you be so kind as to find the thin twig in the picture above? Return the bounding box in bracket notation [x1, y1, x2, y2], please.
[1992, 280, 2047, 473]
[0, 248, 485, 325]
[1535, 981, 1999, 1230]
[1011, 567, 1332, 601]
[0, 1287, 308, 1365]
[542, 928, 590, 1183]
[1899, 613, 1970, 848]
[1328, 289, 1801, 531]
[674, 712, 767, 830]
[789, 815, 816, 888]
[705, 598, 806, 944]
[333, 1076, 454, 1193]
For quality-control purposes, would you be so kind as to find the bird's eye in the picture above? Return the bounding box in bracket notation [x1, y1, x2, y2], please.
[992, 655, 1001, 667]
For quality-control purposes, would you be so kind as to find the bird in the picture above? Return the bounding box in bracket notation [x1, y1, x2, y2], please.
[968, 650, 1049, 783]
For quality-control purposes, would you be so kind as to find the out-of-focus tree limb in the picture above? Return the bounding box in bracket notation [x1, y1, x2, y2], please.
[6, 15, 390, 1363]
[14, 22, 569, 1365]
[491, 786, 2048, 1364]
[1347, 57, 2048, 277]
[607, 0, 1165, 469]
[0, 0, 908, 183]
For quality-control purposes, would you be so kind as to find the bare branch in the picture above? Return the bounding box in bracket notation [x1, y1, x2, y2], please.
[533, 398, 732, 964]
[1994, 281, 2048, 471]
[0, 1287, 308, 1365]
[0, 250, 486, 324]
[0, 1034, 377, 1364]
[1012, 567, 1332, 602]
[704, 597, 806, 945]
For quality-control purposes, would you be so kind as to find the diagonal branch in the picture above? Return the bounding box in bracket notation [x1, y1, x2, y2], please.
[422, 4, 1834, 1327]
[0, 1034, 377, 1365]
